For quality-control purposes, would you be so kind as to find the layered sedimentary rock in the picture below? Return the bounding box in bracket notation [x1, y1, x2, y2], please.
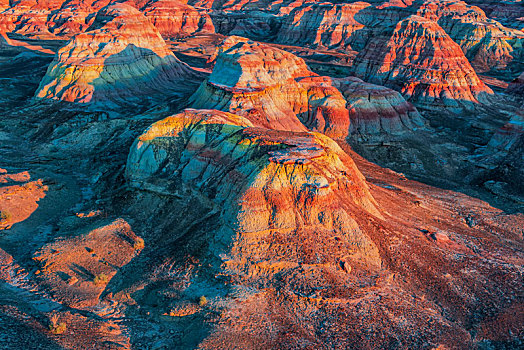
[188, 0, 309, 12]
[466, 0, 524, 30]
[334, 77, 424, 136]
[35, 3, 198, 107]
[126, 109, 382, 272]
[46, 0, 111, 37]
[190, 36, 350, 138]
[414, 0, 524, 72]
[351, 15, 493, 111]
[0, 0, 59, 36]
[482, 107, 524, 193]
[0, 0, 106, 37]
[276, 2, 371, 51]
[141, 0, 214, 39]
[0, 0, 215, 39]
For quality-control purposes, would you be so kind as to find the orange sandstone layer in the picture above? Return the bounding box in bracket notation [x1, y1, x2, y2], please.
[351, 15, 494, 111]
[34, 3, 199, 107]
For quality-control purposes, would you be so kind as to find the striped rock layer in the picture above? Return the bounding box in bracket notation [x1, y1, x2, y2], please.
[126, 108, 383, 275]
[414, 0, 524, 72]
[351, 15, 494, 111]
[0, 0, 215, 39]
[140, 0, 215, 39]
[0, 0, 110, 37]
[276, 2, 372, 51]
[34, 3, 197, 107]
[333, 77, 424, 136]
[189, 36, 351, 139]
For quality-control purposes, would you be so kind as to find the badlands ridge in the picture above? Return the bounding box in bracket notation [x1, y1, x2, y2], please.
[0, 0, 522, 349]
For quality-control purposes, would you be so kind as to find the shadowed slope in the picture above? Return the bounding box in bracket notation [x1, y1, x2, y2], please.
[141, 0, 215, 39]
[189, 36, 351, 138]
[34, 2, 200, 108]
[351, 15, 494, 111]
[414, 0, 524, 72]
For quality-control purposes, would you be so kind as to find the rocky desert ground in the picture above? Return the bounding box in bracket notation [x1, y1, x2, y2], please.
[0, 0, 523, 349]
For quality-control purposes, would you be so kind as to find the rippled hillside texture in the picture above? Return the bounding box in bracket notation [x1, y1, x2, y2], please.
[0, 0, 523, 349]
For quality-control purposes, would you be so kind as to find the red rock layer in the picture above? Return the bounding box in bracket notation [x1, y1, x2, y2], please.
[0, 0, 57, 36]
[466, 0, 524, 30]
[141, 0, 214, 39]
[35, 3, 197, 107]
[189, 36, 351, 139]
[124, 107, 524, 349]
[0, 0, 109, 38]
[0, 0, 9, 11]
[276, 2, 371, 51]
[333, 76, 424, 136]
[414, 0, 524, 72]
[46, 0, 111, 36]
[351, 15, 493, 111]
[0, 0, 214, 39]
[126, 108, 382, 271]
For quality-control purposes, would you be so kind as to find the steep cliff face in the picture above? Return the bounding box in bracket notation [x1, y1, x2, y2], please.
[0, 0, 111, 37]
[0, 0, 58, 36]
[141, 0, 215, 39]
[189, 36, 351, 138]
[351, 15, 493, 111]
[34, 3, 199, 107]
[0, 0, 214, 39]
[276, 2, 371, 51]
[333, 77, 424, 136]
[414, 0, 524, 72]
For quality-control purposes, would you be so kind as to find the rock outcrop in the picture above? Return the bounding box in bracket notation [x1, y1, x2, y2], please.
[414, 0, 524, 72]
[482, 107, 524, 194]
[190, 36, 351, 138]
[33, 219, 142, 308]
[35, 3, 199, 107]
[126, 108, 382, 272]
[141, 0, 214, 39]
[351, 15, 493, 111]
[0, 0, 58, 36]
[0, 0, 215, 39]
[465, 0, 524, 30]
[46, 0, 111, 37]
[0, 169, 47, 230]
[276, 2, 371, 51]
[334, 77, 424, 136]
[0, 0, 110, 38]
